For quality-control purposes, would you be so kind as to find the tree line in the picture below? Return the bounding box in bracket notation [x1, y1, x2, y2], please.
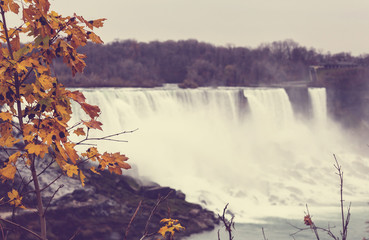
[53, 39, 369, 88]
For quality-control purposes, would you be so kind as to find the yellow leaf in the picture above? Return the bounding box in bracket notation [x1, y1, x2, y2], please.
[63, 164, 78, 177]
[158, 226, 168, 237]
[0, 112, 13, 121]
[7, 189, 25, 208]
[15, 62, 28, 73]
[79, 171, 86, 187]
[158, 218, 185, 237]
[64, 142, 79, 164]
[0, 164, 16, 180]
[89, 166, 101, 175]
[55, 141, 68, 161]
[55, 104, 70, 120]
[2, 136, 20, 148]
[84, 147, 99, 159]
[8, 152, 21, 164]
[13, 46, 31, 61]
[25, 143, 49, 158]
[37, 75, 55, 90]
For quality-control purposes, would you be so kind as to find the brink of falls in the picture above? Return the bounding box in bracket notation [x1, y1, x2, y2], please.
[70, 86, 369, 222]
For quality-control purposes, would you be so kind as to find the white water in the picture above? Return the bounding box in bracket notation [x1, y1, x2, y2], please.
[308, 88, 328, 126]
[70, 86, 369, 228]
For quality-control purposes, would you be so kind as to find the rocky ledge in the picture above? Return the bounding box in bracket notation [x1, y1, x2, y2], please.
[3, 170, 219, 240]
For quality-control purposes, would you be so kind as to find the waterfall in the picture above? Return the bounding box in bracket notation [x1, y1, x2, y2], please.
[308, 88, 328, 126]
[243, 88, 294, 126]
[70, 86, 369, 222]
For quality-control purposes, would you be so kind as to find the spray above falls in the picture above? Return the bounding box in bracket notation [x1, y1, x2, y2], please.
[70, 86, 369, 222]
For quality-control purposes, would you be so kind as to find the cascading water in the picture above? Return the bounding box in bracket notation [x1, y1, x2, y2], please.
[70, 86, 369, 233]
[308, 87, 328, 126]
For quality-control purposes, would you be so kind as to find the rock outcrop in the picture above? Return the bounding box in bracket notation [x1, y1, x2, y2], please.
[2, 170, 219, 240]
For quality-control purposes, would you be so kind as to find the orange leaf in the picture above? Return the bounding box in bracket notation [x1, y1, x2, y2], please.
[83, 147, 99, 160]
[91, 18, 106, 28]
[73, 127, 85, 136]
[9, 1, 19, 14]
[304, 215, 313, 226]
[67, 90, 86, 104]
[87, 31, 104, 44]
[82, 119, 103, 130]
[81, 102, 100, 119]
[9, 30, 20, 51]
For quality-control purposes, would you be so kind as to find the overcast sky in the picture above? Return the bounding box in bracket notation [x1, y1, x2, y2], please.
[47, 0, 369, 56]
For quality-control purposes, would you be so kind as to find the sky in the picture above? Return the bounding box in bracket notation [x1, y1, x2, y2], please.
[16, 0, 369, 55]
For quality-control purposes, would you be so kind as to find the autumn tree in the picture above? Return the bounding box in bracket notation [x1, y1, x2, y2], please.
[0, 0, 130, 239]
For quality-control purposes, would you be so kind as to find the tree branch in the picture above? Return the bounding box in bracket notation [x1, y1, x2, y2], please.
[218, 203, 235, 240]
[0, 217, 43, 240]
[0, 6, 15, 60]
[333, 154, 350, 240]
[124, 200, 142, 240]
[43, 184, 64, 217]
[140, 190, 174, 239]
[75, 129, 138, 146]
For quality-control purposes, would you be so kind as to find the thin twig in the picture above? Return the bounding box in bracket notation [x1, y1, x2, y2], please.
[333, 154, 350, 240]
[140, 190, 174, 239]
[262, 227, 268, 240]
[289, 156, 350, 240]
[66, 121, 82, 132]
[289, 223, 337, 240]
[0, 217, 43, 240]
[21, 159, 58, 194]
[0, 221, 5, 240]
[124, 200, 142, 240]
[43, 184, 64, 217]
[40, 173, 63, 192]
[75, 129, 138, 145]
[305, 205, 320, 240]
[218, 203, 235, 240]
[37, 159, 57, 178]
[68, 228, 80, 240]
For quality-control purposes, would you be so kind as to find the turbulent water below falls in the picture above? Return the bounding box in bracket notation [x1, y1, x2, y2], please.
[70, 86, 369, 227]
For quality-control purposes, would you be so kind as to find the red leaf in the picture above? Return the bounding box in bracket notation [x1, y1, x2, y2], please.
[81, 102, 100, 119]
[67, 90, 86, 104]
[82, 119, 103, 130]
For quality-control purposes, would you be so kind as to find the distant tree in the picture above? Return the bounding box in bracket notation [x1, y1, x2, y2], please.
[51, 38, 367, 88]
[184, 59, 218, 86]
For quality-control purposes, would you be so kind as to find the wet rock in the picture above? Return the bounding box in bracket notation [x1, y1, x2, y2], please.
[142, 186, 175, 199]
[3, 170, 218, 240]
[176, 190, 186, 200]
